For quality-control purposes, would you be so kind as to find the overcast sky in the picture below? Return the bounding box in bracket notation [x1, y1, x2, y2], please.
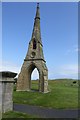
[1, 2, 78, 79]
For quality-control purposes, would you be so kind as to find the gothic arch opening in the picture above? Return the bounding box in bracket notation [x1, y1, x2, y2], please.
[28, 64, 40, 91]
[33, 39, 37, 49]
[31, 68, 39, 91]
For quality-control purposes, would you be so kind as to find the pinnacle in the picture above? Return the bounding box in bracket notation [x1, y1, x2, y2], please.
[31, 3, 42, 45]
[37, 3, 39, 8]
[35, 2, 40, 19]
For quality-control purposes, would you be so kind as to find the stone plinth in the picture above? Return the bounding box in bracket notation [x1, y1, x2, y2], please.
[0, 71, 17, 115]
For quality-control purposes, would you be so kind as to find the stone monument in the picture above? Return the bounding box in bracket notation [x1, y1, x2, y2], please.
[17, 3, 48, 93]
[0, 71, 17, 115]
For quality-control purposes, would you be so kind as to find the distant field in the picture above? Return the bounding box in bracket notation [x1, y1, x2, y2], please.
[13, 79, 78, 109]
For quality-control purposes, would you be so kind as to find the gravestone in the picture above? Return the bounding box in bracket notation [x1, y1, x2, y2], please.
[0, 72, 2, 120]
[0, 71, 17, 116]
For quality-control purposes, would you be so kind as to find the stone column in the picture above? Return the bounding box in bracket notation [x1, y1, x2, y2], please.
[0, 71, 17, 116]
[0, 72, 2, 120]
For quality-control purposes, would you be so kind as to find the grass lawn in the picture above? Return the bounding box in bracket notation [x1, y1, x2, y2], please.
[2, 111, 39, 119]
[13, 79, 78, 109]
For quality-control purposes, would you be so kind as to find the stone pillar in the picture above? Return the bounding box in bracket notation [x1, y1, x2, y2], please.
[0, 71, 17, 115]
[0, 72, 2, 120]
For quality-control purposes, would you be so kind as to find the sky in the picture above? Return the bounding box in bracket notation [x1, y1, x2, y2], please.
[1, 2, 78, 79]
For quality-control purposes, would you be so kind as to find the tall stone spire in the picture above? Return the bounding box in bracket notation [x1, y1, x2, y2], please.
[31, 3, 42, 45]
[17, 3, 48, 93]
[25, 3, 44, 61]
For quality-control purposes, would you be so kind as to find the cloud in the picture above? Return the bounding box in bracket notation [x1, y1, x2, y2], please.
[0, 61, 21, 74]
[74, 48, 80, 52]
[59, 64, 78, 75]
[48, 64, 78, 79]
[66, 45, 78, 54]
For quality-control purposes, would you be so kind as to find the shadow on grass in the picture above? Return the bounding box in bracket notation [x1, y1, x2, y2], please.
[31, 89, 39, 92]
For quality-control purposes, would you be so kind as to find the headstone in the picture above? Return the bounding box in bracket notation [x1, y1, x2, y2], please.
[0, 71, 17, 117]
[0, 72, 2, 120]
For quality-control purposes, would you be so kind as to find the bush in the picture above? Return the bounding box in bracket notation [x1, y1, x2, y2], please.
[73, 81, 77, 84]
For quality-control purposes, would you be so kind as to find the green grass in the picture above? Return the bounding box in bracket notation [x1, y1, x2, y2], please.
[31, 79, 39, 90]
[2, 111, 39, 119]
[13, 79, 78, 109]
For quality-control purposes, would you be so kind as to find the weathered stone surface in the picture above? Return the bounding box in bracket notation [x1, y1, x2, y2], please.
[17, 3, 49, 93]
[0, 71, 17, 115]
[1, 71, 17, 78]
[2, 81, 14, 113]
[0, 81, 2, 120]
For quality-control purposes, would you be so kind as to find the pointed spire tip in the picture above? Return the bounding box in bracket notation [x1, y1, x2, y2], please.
[37, 2, 39, 8]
